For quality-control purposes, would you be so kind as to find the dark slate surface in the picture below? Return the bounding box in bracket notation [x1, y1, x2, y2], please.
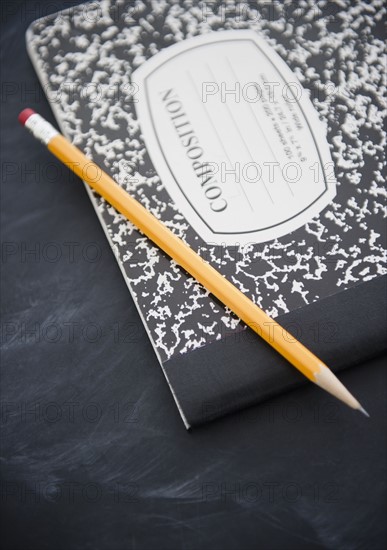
[1, 2, 386, 549]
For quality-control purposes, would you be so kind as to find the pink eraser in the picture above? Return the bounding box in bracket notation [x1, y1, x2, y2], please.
[18, 108, 36, 125]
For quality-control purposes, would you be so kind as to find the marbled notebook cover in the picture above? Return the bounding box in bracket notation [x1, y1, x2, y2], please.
[26, 0, 386, 427]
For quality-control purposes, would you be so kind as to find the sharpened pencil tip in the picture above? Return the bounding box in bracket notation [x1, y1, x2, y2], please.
[358, 406, 370, 418]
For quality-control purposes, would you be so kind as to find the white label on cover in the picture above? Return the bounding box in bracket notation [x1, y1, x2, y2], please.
[133, 31, 336, 245]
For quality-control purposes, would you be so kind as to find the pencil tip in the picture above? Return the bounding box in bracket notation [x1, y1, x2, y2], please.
[358, 406, 370, 418]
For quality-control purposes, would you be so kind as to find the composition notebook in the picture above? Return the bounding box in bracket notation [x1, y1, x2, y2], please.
[26, 0, 386, 428]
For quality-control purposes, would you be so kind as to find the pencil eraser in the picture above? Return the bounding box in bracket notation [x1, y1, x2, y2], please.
[18, 108, 36, 126]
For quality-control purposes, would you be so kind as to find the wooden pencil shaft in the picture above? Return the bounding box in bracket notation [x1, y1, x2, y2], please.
[19, 110, 368, 413]
[49, 135, 321, 381]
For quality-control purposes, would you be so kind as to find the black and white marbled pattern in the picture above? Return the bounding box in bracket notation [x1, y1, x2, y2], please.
[27, 0, 386, 362]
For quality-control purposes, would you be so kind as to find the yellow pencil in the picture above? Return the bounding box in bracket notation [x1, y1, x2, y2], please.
[19, 108, 369, 416]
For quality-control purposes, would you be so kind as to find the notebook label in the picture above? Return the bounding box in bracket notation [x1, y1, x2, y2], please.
[133, 30, 336, 245]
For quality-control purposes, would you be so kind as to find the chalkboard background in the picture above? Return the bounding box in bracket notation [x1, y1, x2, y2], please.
[1, 1, 386, 549]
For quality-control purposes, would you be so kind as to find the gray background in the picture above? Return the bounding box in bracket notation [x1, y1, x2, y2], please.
[1, 1, 386, 549]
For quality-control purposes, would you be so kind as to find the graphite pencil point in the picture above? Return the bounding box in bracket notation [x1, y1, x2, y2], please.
[358, 406, 370, 418]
